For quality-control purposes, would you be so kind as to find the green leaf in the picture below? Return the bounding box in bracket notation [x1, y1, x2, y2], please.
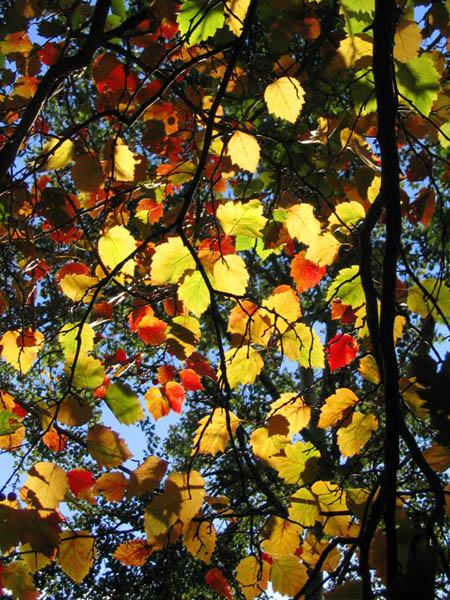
[104, 382, 145, 425]
[407, 278, 450, 324]
[178, 270, 211, 317]
[177, 0, 225, 46]
[58, 323, 95, 358]
[396, 55, 440, 117]
[65, 353, 105, 389]
[217, 199, 267, 238]
[326, 265, 364, 308]
[151, 237, 195, 285]
[0, 410, 21, 435]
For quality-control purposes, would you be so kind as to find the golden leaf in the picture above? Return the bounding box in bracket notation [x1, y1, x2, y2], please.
[192, 408, 241, 455]
[318, 388, 359, 429]
[264, 77, 305, 123]
[227, 131, 260, 173]
[57, 530, 97, 583]
[21, 462, 68, 510]
[235, 555, 270, 600]
[337, 412, 378, 457]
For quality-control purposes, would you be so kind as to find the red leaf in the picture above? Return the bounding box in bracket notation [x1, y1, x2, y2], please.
[205, 568, 233, 599]
[261, 552, 273, 564]
[12, 402, 28, 418]
[157, 365, 176, 385]
[186, 352, 218, 381]
[290, 251, 326, 294]
[179, 368, 203, 392]
[114, 349, 127, 363]
[331, 299, 357, 325]
[68, 469, 95, 497]
[37, 42, 61, 66]
[326, 334, 359, 371]
[164, 381, 185, 413]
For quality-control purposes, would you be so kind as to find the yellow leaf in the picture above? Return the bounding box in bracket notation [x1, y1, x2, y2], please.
[60, 273, 99, 303]
[105, 138, 136, 181]
[192, 408, 241, 455]
[271, 555, 308, 597]
[337, 412, 378, 457]
[400, 377, 429, 420]
[183, 519, 216, 564]
[217, 198, 267, 238]
[278, 323, 324, 368]
[318, 388, 359, 429]
[288, 488, 321, 527]
[178, 270, 211, 317]
[214, 253, 249, 296]
[302, 531, 341, 572]
[227, 131, 260, 173]
[144, 471, 205, 538]
[20, 543, 52, 573]
[269, 393, 311, 435]
[332, 35, 372, 70]
[38, 138, 74, 172]
[272, 441, 320, 485]
[87, 425, 132, 468]
[358, 355, 380, 384]
[264, 77, 305, 123]
[261, 516, 302, 557]
[328, 201, 365, 230]
[422, 444, 450, 472]
[22, 462, 68, 510]
[150, 236, 195, 285]
[93, 472, 128, 502]
[286, 203, 321, 246]
[57, 530, 96, 583]
[98, 225, 136, 277]
[58, 323, 95, 358]
[221, 346, 264, 388]
[71, 154, 104, 192]
[394, 21, 422, 63]
[228, 301, 272, 346]
[64, 353, 104, 389]
[225, 0, 250, 35]
[305, 232, 340, 266]
[113, 539, 153, 566]
[145, 387, 170, 420]
[312, 481, 352, 537]
[250, 427, 289, 466]
[262, 286, 301, 333]
[127, 456, 168, 496]
[236, 556, 270, 600]
[0, 329, 44, 374]
[407, 278, 450, 324]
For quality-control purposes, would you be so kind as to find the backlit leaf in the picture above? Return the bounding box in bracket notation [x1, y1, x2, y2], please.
[151, 236, 195, 285]
[272, 441, 320, 485]
[127, 456, 168, 497]
[0, 329, 44, 374]
[235, 555, 270, 600]
[221, 346, 264, 388]
[57, 530, 96, 583]
[227, 131, 260, 173]
[332, 35, 372, 70]
[326, 334, 359, 371]
[93, 472, 128, 502]
[288, 488, 321, 527]
[37, 138, 74, 172]
[183, 519, 216, 564]
[394, 21, 422, 63]
[337, 412, 378, 457]
[318, 388, 359, 428]
[22, 462, 68, 510]
[71, 154, 104, 192]
[217, 198, 267, 238]
[358, 355, 380, 384]
[269, 393, 311, 435]
[3, 561, 39, 600]
[104, 382, 145, 425]
[279, 323, 325, 369]
[396, 54, 440, 117]
[178, 270, 211, 317]
[65, 353, 104, 389]
[192, 408, 240, 455]
[326, 265, 364, 308]
[87, 425, 132, 468]
[177, 0, 225, 46]
[205, 568, 233, 599]
[290, 251, 326, 294]
[261, 516, 302, 557]
[113, 539, 152, 566]
[213, 254, 249, 295]
[264, 77, 305, 123]
[60, 273, 99, 303]
[98, 225, 136, 277]
[145, 387, 171, 420]
[271, 555, 308, 597]
[407, 278, 450, 324]
[422, 444, 450, 472]
[105, 138, 137, 181]
[58, 323, 95, 358]
[305, 232, 340, 267]
[225, 0, 250, 36]
[286, 203, 321, 246]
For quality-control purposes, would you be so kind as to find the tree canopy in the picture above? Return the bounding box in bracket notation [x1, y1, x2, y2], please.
[0, 0, 449, 598]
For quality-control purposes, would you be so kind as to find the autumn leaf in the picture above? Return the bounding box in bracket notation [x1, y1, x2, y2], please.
[3, 561, 39, 600]
[192, 408, 241, 455]
[220, 346, 264, 388]
[205, 568, 233, 599]
[268, 393, 310, 435]
[261, 516, 302, 557]
[104, 382, 145, 424]
[87, 425, 132, 468]
[145, 387, 171, 420]
[318, 388, 359, 428]
[271, 555, 308, 597]
[285, 203, 321, 246]
[227, 131, 260, 173]
[236, 555, 270, 600]
[127, 456, 168, 497]
[0, 329, 44, 374]
[290, 251, 326, 294]
[337, 412, 378, 457]
[326, 333, 359, 371]
[93, 472, 128, 502]
[180, 368, 203, 391]
[67, 469, 95, 497]
[21, 462, 69, 510]
[264, 77, 305, 123]
[183, 519, 216, 564]
[113, 539, 153, 566]
[177, 0, 225, 46]
[217, 198, 267, 238]
[57, 530, 96, 583]
[98, 225, 136, 277]
[165, 381, 185, 413]
[150, 236, 195, 285]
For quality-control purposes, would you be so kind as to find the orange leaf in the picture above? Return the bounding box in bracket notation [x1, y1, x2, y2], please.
[113, 539, 152, 566]
[93, 472, 128, 502]
[290, 251, 326, 294]
[42, 429, 67, 452]
[180, 368, 203, 391]
[205, 568, 233, 599]
[165, 381, 185, 413]
[145, 387, 170, 420]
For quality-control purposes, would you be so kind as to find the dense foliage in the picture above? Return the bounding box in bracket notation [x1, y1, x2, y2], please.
[0, 0, 449, 598]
